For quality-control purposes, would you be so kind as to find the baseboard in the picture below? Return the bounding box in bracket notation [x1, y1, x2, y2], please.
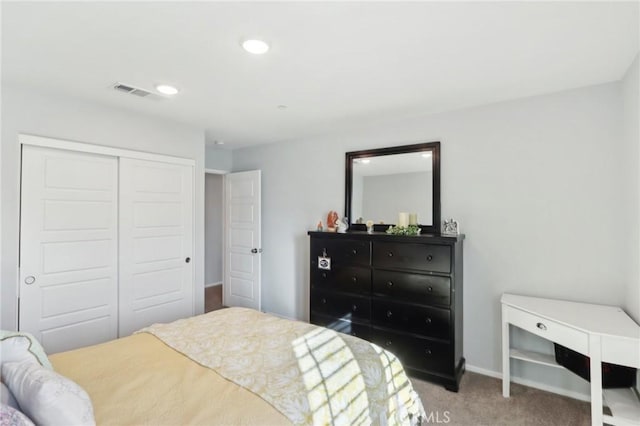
[465, 364, 590, 402]
[205, 282, 222, 288]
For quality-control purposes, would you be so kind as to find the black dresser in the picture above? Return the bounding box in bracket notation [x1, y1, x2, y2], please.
[308, 231, 465, 391]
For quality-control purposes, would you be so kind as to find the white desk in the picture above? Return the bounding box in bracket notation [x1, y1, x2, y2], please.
[501, 294, 640, 426]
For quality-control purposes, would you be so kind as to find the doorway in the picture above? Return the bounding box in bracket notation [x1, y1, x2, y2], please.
[204, 171, 224, 312]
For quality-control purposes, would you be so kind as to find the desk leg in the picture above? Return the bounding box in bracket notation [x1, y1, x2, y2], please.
[502, 305, 510, 398]
[589, 334, 603, 426]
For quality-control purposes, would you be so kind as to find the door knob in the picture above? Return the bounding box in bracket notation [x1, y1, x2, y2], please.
[251, 248, 263, 254]
[24, 276, 36, 285]
[185, 257, 191, 263]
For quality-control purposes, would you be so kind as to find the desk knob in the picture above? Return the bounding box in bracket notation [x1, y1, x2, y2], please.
[536, 322, 547, 331]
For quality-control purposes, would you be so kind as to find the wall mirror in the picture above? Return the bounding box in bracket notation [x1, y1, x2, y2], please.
[345, 141, 440, 233]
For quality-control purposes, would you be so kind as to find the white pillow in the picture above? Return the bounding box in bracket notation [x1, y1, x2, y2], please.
[2, 361, 95, 426]
[0, 382, 19, 410]
[0, 403, 34, 426]
[0, 332, 52, 371]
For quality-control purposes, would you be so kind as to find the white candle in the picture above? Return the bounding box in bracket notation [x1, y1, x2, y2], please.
[409, 213, 418, 226]
[398, 212, 409, 228]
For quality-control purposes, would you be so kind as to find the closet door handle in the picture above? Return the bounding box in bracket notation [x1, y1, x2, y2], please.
[185, 257, 191, 263]
[24, 276, 36, 285]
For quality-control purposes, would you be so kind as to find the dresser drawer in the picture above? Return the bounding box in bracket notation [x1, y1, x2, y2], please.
[372, 300, 450, 340]
[310, 290, 370, 322]
[311, 266, 371, 295]
[311, 313, 371, 340]
[507, 306, 588, 354]
[373, 270, 450, 306]
[311, 238, 370, 267]
[371, 328, 453, 374]
[372, 242, 451, 273]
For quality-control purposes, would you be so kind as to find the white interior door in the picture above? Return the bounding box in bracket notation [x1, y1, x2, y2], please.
[19, 145, 118, 353]
[119, 158, 194, 336]
[224, 170, 261, 310]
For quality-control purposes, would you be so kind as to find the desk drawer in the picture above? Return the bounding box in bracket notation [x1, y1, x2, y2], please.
[601, 336, 640, 369]
[507, 307, 588, 355]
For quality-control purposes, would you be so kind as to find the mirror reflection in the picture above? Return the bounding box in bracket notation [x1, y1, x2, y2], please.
[351, 151, 433, 226]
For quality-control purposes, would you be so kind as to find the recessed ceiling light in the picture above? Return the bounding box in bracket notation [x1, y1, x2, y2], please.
[421, 153, 432, 158]
[155, 84, 179, 95]
[242, 39, 269, 55]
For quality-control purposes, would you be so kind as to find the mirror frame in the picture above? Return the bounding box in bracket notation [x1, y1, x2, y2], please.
[345, 141, 441, 234]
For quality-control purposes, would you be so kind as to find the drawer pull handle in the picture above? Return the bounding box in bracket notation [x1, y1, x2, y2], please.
[387, 281, 394, 287]
[386, 310, 393, 318]
[536, 322, 547, 331]
[425, 349, 432, 356]
[385, 341, 392, 347]
[425, 317, 432, 324]
[352, 249, 357, 255]
[427, 254, 433, 261]
[352, 305, 358, 312]
[387, 252, 394, 257]
[322, 272, 327, 278]
[321, 298, 327, 304]
[351, 276, 357, 283]
[427, 286, 433, 292]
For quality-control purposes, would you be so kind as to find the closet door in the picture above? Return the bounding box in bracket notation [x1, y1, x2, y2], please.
[19, 145, 118, 353]
[119, 158, 194, 336]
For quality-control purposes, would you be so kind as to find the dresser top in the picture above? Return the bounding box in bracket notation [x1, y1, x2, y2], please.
[307, 230, 464, 243]
[502, 293, 640, 340]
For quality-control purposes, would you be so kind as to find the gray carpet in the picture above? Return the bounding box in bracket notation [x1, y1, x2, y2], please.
[410, 372, 591, 425]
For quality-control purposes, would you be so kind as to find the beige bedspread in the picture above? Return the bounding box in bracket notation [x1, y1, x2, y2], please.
[50, 332, 290, 425]
[140, 308, 424, 425]
[51, 308, 425, 425]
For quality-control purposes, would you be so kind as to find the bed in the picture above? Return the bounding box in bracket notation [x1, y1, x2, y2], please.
[5, 308, 425, 425]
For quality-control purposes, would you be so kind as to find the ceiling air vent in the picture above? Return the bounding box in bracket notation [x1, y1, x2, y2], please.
[112, 82, 158, 99]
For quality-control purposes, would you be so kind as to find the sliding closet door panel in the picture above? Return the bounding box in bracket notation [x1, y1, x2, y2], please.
[119, 158, 194, 336]
[19, 145, 118, 353]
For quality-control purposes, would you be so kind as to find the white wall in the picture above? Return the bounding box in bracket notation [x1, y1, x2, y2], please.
[622, 54, 640, 323]
[1, 85, 206, 330]
[205, 145, 232, 172]
[232, 81, 632, 395]
[205, 173, 224, 286]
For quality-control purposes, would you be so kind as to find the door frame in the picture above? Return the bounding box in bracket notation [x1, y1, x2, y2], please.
[204, 168, 228, 306]
[18, 134, 197, 327]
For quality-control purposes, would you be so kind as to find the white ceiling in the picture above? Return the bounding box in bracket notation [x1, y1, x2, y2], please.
[2, 2, 638, 149]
